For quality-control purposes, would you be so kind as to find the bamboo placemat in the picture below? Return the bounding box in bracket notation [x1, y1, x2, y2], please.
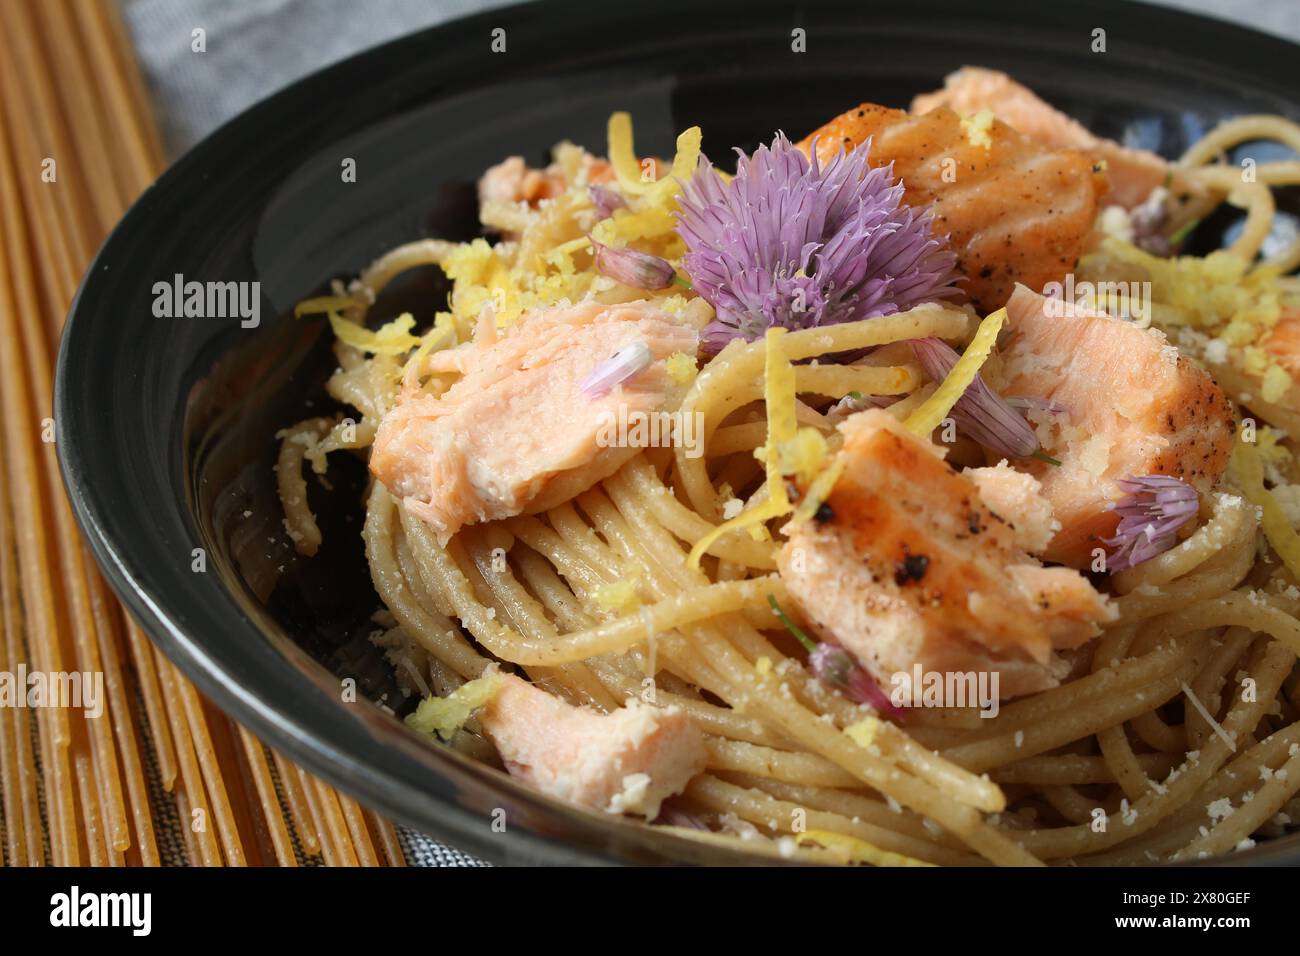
[0, 0, 406, 867]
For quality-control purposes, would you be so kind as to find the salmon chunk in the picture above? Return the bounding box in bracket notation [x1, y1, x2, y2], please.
[478, 152, 613, 207]
[371, 300, 698, 544]
[997, 285, 1235, 567]
[797, 103, 1106, 311]
[968, 460, 1059, 554]
[911, 67, 1180, 209]
[480, 673, 706, 817]
[1263, 306, 1300, 376]
[778, 410, 1114, 700]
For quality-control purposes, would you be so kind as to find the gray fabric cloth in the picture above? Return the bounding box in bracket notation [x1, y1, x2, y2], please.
[123, 0, 521, 154]
[123, 0, 1300, 154]
[118, 0, 1300, 867]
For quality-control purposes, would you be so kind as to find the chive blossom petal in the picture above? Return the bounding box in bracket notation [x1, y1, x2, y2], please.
[808, 644, 906, 721]
[590, 238, 676, 291]
[580, 341, 653, 396]
[910, 337, 1040, 458]
[674, 133, 961, 350]
[588, 184, 626, 220]
[1101, 475, 1199, 571]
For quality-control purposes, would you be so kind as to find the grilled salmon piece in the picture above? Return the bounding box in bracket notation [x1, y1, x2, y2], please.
[778, 410, 1114, 701]
[481, 673, 706, 817]
[478, 152, 614, 207]
[798, 103, 1106, 312]
[997, 285, 1235, 568]
[1263, 306, 1300, 376]
[911, 67, 1181, 210]
[968, 460, 1059, 555]
[371, 299, 698, 545]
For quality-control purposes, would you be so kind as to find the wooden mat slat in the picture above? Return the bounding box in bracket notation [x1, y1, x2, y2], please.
[0, 0, 401, 868]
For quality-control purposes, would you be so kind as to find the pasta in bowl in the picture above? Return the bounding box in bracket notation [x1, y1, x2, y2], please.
[276, 69, 1300, 866]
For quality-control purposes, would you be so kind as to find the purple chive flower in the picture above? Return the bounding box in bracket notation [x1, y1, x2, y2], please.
[809, 644, 906, 722]
[910, 337, 1040, 458]
[589, 184, 627, 220]
[674, 133, 960, 350]
[590, 238, 676, 291]
[580, 341, 653, 396]
[1101, 475, 1199, 571]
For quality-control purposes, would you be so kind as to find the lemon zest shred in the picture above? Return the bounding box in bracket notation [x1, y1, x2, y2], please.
[608, 111, 653, 196]
[687, 329, 795, 568]
[960, 109, 995, 150]
[666, 351, 699, 385]
[780, 428, 829, 486]
[795, 456, 846, 522]
[406, 672, 503, 741]
[401, 314, 456, 383]
[648, 125, 703, 204]
[797, 829, 935, 867]
[1230, 441, 1300, 581]
[905, 307, 1008, 439]
[328, 311, 423, 355]
[295, 295, 363, 318]
[755, 656, 773, 677]
[1261, 364, 1293, 403]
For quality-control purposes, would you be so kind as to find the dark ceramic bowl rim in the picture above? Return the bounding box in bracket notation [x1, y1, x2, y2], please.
[56, 0, 1300, 866]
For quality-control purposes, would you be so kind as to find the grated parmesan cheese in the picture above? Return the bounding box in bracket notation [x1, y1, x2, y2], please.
[844, 717, 880, 750]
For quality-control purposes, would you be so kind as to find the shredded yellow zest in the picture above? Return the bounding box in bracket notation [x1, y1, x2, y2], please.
[608, 112, 653, 196]
[844, 717, 880, 749]
[1261, 364, 1292, 403]
[649, 125, 703, 204]
[421, 117, 699, 332]
[1085, 238, 1294, 395]
[1230, 441, 1300, 581]
[687, 329, 796, 568]
[666, 351, 699, 385]
[1257, 426, 1293, 467]
[755, 656, 773, 677]
[797, 829, 935, 867]
[608, 111, 702, 203]
[772, 427, 829, 488]
[905, 307, 1008, 439]
[960, 109, 995, 150]
[1091, 239, 1282, 335]
[295, 295, 364, 317]
[795, 456, 846, 522]
[401, 313, 456, 383]
[593, 579, 641, 614]
[406, 672, 502, 741]
[328, 311, 423, 355]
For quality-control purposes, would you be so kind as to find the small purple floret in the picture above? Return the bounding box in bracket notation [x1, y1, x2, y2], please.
[910, 337, 1040, 459]
[590, 238, 676, 291]
[1101, 475, 1199, 571]
[809, 644, 905, 721]
[674, 133, 961, 350]
[580, 341, 653, 397]
[589, 184, 626, 220]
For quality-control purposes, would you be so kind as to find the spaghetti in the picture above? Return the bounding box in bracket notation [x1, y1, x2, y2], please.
[280, 93, 1300, 866]
[0, 0, 402, 868]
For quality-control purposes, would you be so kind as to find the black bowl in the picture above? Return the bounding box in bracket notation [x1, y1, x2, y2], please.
[57, 0, 1300, 865]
